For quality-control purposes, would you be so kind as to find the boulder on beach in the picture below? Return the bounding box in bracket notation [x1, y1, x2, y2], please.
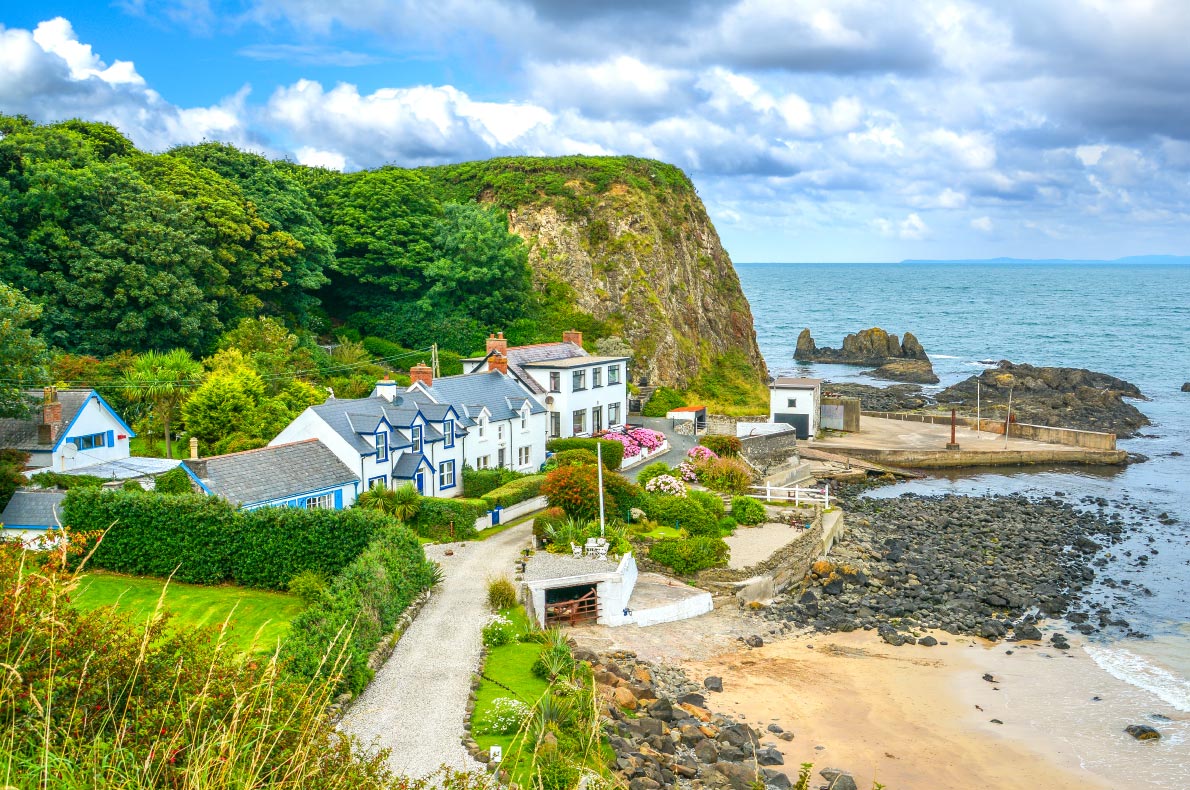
[795, 327, 939, 384]
[1125, 724, 1162, 741]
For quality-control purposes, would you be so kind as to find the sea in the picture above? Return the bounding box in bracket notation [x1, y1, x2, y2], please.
[736, 261, 1190, 785]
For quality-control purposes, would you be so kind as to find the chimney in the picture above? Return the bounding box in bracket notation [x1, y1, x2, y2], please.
[562, 329, 583, 348]
[410, 362, 434, 388]
[489, 351, 509, 375]
[375, 374, 398, 402]
[189, 437, 200, 460]
[486, 331, 508, 357]
[38, 387, 62, 445]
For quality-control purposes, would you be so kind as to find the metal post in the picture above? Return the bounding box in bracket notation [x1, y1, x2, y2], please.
[976, 381, 981, 436]
[1004, 384, 1014, 449]
[596, 441, 606, 538]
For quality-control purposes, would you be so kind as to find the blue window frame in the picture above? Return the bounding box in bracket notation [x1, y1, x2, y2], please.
[375, 431, 388, 461]
[71, 432, 108, 451]
[367, 475, 388, 490]
[444, 419, 455, 448]
[411, 425, 422, 453]
[439, 460, 456, 490]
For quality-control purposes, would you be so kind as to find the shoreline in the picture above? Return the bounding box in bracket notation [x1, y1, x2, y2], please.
[680, 629, 1188, 790]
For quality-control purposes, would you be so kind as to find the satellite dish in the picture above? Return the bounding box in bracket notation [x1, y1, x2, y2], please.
[61, 443, 78, 459]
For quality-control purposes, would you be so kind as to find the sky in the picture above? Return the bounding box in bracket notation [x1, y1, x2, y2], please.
[2, 2, 1189, 262]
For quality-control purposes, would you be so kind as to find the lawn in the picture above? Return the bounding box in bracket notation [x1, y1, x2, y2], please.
[634, 524, 682, 541]
[70, 571, 306, 654]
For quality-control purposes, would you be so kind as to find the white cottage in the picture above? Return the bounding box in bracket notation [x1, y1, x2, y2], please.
[0, 388, 134, 472]
[769, 377, 823, 439]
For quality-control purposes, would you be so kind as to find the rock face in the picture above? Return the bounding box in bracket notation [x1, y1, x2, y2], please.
[1182, 382, 1190, 392]
[937, 361, 1149, 437]
[822, 382, 929, 411]
[795, 328, 938, 384]
[486, 161, 766, 389]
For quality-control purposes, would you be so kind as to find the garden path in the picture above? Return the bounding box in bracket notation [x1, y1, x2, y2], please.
[339, 522, 533, 778]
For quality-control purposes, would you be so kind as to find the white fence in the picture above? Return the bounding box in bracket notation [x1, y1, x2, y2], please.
[750, 483, 832, 507]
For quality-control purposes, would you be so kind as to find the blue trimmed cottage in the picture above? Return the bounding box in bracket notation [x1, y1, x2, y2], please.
[0, 489, 66, 546]
[0, 387, 135, 472]
[181, 439, 359, 510]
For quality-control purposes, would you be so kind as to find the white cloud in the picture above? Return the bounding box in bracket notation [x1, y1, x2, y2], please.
[295, 146, 346, 170]
[971, 216, 993, 232]
[899, 212, 928, 240]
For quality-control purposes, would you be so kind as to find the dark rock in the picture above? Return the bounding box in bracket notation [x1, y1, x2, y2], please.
[572, 647, 600, 663]
[711, 762, 758, 790]
[1125, 724, 1161, 741]
[1012, 623, 1042, 641]
[990, 719, 1003, 725]
[647, 698, 674, 721]
[979, 620, 1008, 640]
[763, 768, 793, 790]
[630, 778, 661, 790]
[704, 676, 724, 692]
[755, 746, 784, 766]
[779, 731, 794, 741]
[694, 738, 720, 764]
[1181, 382, 1190, 392]
[745, 635, 765, 648]
[982, 673, 997, 683]
[766, 723, 784, 734]
[917, 635, 938, 647]
[823, 578, 845, 596]
[718, 724, 758, 748]
[878, 625, 907, 647]
[819, 768, 859, 790]
[678, 692, 707, 707]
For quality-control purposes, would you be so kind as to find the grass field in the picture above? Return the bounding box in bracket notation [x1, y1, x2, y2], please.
[70, 572, 306, 654]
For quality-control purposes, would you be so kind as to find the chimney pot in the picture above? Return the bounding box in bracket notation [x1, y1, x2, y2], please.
[486, 332, 509, 357]
[189, 437, 200, 460]
[410, 362, 434, 388]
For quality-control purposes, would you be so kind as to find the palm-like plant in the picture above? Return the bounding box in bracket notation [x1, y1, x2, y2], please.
[123, 349, 202, 459]
[391, 483, 421, 522]
[355, 483, 398, 513]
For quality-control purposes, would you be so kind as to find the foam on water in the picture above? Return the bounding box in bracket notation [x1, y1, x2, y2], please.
[1084, 643, 1190, 713]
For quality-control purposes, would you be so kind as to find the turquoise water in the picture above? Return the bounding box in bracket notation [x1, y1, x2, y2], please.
[737, 262, 1190, 714]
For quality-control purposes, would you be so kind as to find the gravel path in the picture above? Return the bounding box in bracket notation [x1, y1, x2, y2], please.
[339, 522, 533, 778]
[620, 417, 698, 480]
[724, 522, 806, 569]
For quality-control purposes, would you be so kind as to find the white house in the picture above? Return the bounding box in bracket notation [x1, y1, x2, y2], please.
[465, 331, 629, 440]
[769, 377, 823, 439]
[183, 439, 360, 510]
[0, 388, 134, 472]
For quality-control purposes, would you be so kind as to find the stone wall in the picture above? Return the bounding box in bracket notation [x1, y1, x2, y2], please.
[861, 410, 1118, 450]
[738, 430, 799, 482]
[705, 413, 767, 436]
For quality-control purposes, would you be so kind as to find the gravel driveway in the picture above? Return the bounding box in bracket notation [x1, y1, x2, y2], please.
[339, 522, 532, 778]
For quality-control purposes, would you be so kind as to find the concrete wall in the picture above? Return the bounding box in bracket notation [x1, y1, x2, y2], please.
[861, 411, 1117, 450]
[705, 414, 767, 436]
[821, 397, 861, 432]
[630, 589, 713, 627]
[476, 495, 548, 530]
[833, 445, 1127, 468]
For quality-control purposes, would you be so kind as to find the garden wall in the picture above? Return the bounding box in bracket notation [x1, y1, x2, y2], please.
[705, 414, 767, 436]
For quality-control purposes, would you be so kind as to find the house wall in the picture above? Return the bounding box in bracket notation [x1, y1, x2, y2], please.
[56, 397, 132, 471]
[533, 363, 628, 439]
[464, 412, 548, 474]
[271, 411, 373, 486]
[769, 386, 820, 437]
[421, 421, 465, 498]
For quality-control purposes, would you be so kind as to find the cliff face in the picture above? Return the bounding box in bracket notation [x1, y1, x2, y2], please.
[426, 157, 766, 390]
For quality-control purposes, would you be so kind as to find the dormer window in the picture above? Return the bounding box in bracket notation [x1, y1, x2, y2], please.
[375, 431, 388, 462]
[444, 419, 455, 448]
[411, 425, 422, 453]
[478, 417, 486, 438]
[521, 409, 528, 430]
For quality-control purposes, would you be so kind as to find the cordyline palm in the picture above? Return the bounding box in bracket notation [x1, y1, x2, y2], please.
[124, 349, 203, 459]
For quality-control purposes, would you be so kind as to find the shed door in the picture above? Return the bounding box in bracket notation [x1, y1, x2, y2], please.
[775, 412, 810, 439]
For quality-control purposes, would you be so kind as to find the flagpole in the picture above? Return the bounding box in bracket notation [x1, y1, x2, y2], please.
[596, 441, 606, 538]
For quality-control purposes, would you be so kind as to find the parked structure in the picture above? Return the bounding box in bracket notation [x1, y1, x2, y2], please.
[769, 377, 823, 439]
[0, 388, 134, 472]
[183, 439, 359, 510]
[464, 331, 629, 440]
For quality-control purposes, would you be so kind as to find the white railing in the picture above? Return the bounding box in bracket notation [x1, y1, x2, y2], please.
[750, 483, 831, 507]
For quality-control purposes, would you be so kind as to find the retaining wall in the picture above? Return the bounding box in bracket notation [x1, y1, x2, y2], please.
[705, 414, 767, 436]
[861, 411, 1118, 450]
[832, 445, 1127, 468]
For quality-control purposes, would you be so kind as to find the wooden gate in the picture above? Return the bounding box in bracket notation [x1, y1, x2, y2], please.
[544, 588, 600, 627]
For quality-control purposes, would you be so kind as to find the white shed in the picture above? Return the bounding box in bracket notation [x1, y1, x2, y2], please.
[769, 377, 823, 439]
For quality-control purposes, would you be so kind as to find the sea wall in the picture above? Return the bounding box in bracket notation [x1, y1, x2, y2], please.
[832, 445, 1127, 468]
[860, 411, 1118, 450]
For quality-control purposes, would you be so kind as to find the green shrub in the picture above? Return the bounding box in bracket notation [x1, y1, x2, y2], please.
[731, 495, 768, 525]
[29, 471, 105, 490]
[409, 497, 486, 541]
[701, 435, 742, 457]
[533, 506, 568, 543]
[698, 456, 753, 494]
[120, 479, 144, 492]
[153, 465, 193, 494]
[551, 448, 598, 467]
[287, 569, 329, 604]
[532, 643, 575, 681]
[718, 515, 738, 534]
[688, 489, 726, 520]
[481, 474, 546, 508]
[541, 463, 642, 520]
[635, 461, 673, 488]
[482, 613, 519, 647]
[641, 386, 686, 417]
[462, 465, 524, 498]
[281, 525, 433, 694]
[546, 437, 624, 471]
[487, 577, 519, 610]
[648, 536, 730, 575]
[644, 494, 718, 537]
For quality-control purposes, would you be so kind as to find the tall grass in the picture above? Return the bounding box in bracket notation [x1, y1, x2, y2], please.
[0, 540, 484, 790]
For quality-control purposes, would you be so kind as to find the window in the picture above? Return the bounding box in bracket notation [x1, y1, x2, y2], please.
[444, 419, 455, 448]
[549, 412, 561, 438]
[608, 402, 621, 426]
[549, 372, 561, 393]
[608, 365, 620, 384]
[572, 370, 586, 391]
[518, 446, 530, 466]
[305, 493, 334, 509]
[521, 410, 528, 430]
[439, 460, 456, 489]
[477, 455, 490, 470]
[498, 424, 505, 441]
[367, 475, 388, 490]
[572, 409, 586, 435]
[72, 432, 107, 450]
[411, 425, 422, 453]
[478, 417, 486, 438]
[592, 367, 602, 388]
[786, 398, 797, 408]
[375, 431, 388, 462]
[591, 405, 603, 433]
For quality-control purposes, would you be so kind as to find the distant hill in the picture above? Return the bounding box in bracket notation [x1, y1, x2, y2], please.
[900, 255, 1190, 265]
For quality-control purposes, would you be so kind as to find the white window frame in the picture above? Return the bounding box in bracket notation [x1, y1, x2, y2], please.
[518, 446, 530, 466]
[608, 365, 620, 384]
[549, 372, 561, 393]
[444, 419, 455, 448]
[411, 424, 422, 453]
[439, 460, 456, 489]
[549, 412, 561, 438]
[608, 402, 621, 426]
[477, 455, 490, 470]
[305, 493, 334, 510]
[375, 431, 388, 462]
[572, 370, 586, 391]
[591, 405, 603, 433]
[592, 367, 602, 388]
[572, 409, 586, 435]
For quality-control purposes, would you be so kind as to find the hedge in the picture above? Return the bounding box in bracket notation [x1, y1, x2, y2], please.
[648, 536, 730, 575]
[409, 497, 487, 541]
[462, 466, 525, 498]
[546, 438, 624, 471]
[641, 386, 686, 418]
[731, 496, 768, 526]
[644, 494, 719, 537]
[61, 488, 390, 588]
[480, 474, 546, 509]
[550, 449, 598, 467]
[280, 525, 433, 694]
[688, 489, 726, 520]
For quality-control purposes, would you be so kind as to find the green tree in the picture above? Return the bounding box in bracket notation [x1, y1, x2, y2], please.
[181, 364, 266, 450]
[123, 349, 202, 459]
[0, 282, 47, 417]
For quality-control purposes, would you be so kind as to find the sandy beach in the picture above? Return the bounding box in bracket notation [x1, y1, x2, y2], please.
[678, 630, 1188, 790]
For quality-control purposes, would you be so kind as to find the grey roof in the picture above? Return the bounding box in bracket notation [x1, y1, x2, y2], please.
[772, 377, 823, 389]
[0, 390, 93, 452]
[185, 439, 357, 506]
[52, 457, 183, 481]
[519, 355, 628, 369]
[312, 395, 425, 454]
[1, 490, 66, 529]
[501, 342, 588, 394]
[393, 453, 433, 479]
[417, 370, 546, 421]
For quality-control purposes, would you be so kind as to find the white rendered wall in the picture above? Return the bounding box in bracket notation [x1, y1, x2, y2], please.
[768, 386, 819, 435]
[58, 398, 132, 471]
[541, 365, 628, 439]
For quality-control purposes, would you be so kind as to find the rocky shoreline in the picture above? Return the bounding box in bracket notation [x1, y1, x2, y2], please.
[758, 487, 1152, 646]
[796, 327, 939, 384]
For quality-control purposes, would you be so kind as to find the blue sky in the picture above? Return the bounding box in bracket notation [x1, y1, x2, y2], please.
[3, 1, 1190, 262]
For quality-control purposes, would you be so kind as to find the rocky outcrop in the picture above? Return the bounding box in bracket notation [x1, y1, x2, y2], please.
[822, 382, 929, 411]
[479, 160, 766, 389]
[1182, 382, 1190, 392]
[795, 328, 938, 384]
[937, 361, 1149, 438]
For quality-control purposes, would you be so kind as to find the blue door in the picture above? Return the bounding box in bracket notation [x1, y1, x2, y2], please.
[415, 471, 425, 494]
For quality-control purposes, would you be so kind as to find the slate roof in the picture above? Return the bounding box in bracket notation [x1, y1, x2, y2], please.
[496, 342, 588, 394]
[1, 490, 66, 529]
[519, 355, 627, 369]
[393, 453, 434, 479]
[772, 377, 823, 389]
[416, 370, 547, 421]
[312, 396, 425, 454]
[52, 457, 183, 481]
[184, 440, 357, 506]
[0, 390, 94, 452]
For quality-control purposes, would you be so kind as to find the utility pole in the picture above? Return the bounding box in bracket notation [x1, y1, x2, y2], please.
[431, 343, 440, 378]
[1003, 384, 1014, 449]
[596, 441, 606, 538]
